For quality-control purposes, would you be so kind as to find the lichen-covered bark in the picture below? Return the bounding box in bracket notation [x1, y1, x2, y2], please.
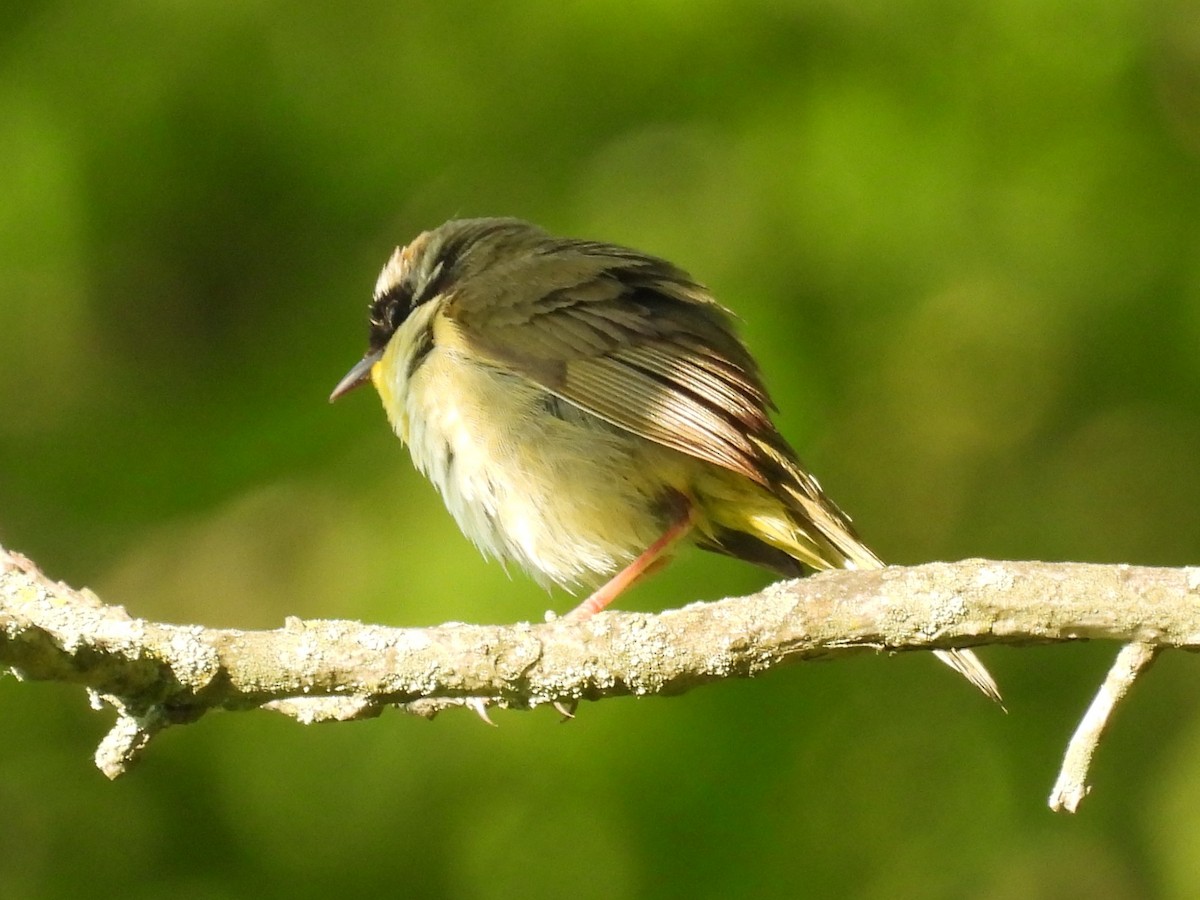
[4, 545, 1198, 799]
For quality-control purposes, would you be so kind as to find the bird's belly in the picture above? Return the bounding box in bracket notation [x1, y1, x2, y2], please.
[396, 349, 683, 589]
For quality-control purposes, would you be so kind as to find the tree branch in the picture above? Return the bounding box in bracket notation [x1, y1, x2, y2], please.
[3, 544, 1197, 806]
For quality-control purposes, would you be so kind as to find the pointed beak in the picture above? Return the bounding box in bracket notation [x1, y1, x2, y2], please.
[329, 350, 383, 403]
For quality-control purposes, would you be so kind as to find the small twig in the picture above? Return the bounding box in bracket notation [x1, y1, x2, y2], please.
[1048, 641, 1160, 813]
[91, 693, 171, 780]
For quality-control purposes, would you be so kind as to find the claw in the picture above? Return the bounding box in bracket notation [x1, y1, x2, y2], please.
[552, 700, 577, 721]
[465, 697, 497, 727]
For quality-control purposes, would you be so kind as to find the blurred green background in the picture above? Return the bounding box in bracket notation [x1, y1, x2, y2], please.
[2, 1, 1200, 897]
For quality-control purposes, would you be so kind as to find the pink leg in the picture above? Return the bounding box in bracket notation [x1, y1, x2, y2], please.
[564, 507, 695, 620]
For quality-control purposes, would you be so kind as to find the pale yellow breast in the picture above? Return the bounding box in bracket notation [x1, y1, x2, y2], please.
[375, 308, 688, 589]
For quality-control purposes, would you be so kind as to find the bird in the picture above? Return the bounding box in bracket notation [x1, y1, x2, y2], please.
[330, 217, 1000, 702]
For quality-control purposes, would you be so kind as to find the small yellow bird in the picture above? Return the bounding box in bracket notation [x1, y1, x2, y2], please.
[331, 218, 999, 702]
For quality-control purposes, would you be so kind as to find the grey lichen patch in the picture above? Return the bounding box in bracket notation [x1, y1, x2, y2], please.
[163, 627, 221, 691]
[740, 644, 780, 677]
[924, 591, 970, 634]
[493, 631, 543, 682]
[92, 695, 167, 780]
[368, 642, 455, 698]
[1187, 568, 1200, 593]
[100, 616, 147, 657]
[975, 564, 1015, 592]
[577, 662, 619, 692]
[264, 694, 380, 724]
[359, 624, 416, 653]
[758, 578, 804, 609]
[608, 618, 676, 695]
[283, 630, 324, 669]
[873, 583, 968, 646]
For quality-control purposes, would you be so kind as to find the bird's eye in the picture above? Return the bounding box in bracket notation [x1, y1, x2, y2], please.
[367, 283, 413, 351]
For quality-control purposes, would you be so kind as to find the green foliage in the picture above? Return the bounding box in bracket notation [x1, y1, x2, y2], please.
[2, 1, 1199, 896]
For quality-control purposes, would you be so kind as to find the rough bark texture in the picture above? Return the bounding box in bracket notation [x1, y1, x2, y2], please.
[3, 545, 1197, 801]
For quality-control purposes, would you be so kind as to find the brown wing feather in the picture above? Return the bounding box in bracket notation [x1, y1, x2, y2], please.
[562, 354, 762, 481]
[445, 242, 781, 485]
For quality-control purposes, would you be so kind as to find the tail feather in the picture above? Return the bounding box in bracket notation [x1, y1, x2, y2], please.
[934, 648, 1004, 706]
[737, 441, 1003, 704]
